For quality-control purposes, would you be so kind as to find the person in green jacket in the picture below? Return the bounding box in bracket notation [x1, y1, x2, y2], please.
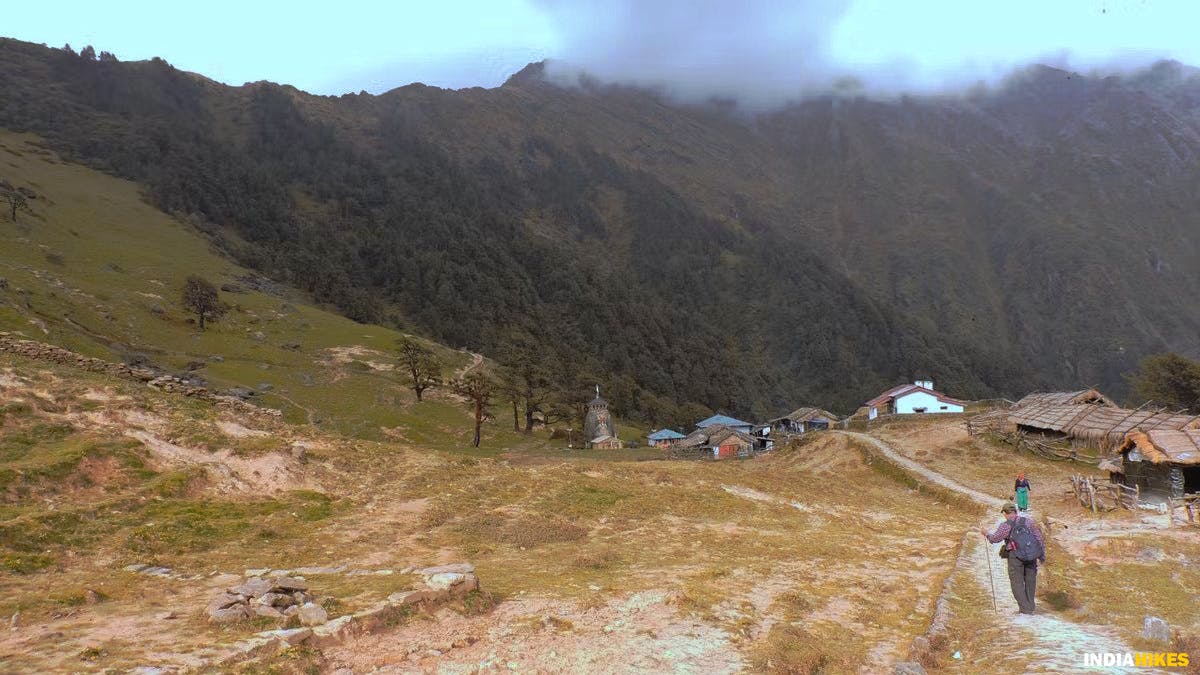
[1014, 472, 1031, 511]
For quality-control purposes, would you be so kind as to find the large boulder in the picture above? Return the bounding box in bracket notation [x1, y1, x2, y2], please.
[1143, 616, 1170, 643]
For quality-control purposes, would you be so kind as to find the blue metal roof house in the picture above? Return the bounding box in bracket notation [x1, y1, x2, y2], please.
[647, 429, 687, 447]
[694, 414, 754, 434]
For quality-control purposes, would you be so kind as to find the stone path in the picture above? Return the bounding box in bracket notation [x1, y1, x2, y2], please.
[836, 431, 1157, 674]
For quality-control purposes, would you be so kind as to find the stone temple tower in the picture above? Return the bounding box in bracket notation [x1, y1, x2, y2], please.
[582, 385, 618, 448]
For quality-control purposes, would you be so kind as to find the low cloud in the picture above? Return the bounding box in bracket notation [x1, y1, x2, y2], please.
[533, 0, 1190, 108]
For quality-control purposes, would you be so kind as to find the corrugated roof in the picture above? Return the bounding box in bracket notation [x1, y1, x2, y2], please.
[696, 414, 753, 429]
[648, 429, 686, 441]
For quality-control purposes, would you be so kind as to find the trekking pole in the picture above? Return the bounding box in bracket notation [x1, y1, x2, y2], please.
[986, 540, 998, 611]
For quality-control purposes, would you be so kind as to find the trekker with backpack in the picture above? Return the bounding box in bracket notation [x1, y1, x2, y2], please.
[981, 503, 1046, 614]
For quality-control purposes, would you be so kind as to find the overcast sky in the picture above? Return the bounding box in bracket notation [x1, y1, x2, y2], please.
[8, 0, 1199, 101]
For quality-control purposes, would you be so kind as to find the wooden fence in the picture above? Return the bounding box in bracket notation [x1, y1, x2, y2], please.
[1068, 475, 1139, 512]
[1168, 494, 1200, 527]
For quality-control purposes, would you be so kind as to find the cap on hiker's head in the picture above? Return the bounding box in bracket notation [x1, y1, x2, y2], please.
[1001, 503, 1018, 514]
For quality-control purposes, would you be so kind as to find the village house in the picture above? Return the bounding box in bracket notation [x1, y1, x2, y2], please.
[1112, 429, 1200, 498]
[865, 380, 965, 420]
[768, 406, 838, 434]
[694, 414, 754, 434]
[1009, 390, 1199, 454]
[674, 424, 756, 460]
[647, 428, 686, 448]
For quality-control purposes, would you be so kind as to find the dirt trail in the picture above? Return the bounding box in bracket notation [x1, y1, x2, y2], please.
[838, 431, 1150, 673]
[839, 431, 1003, 509]
[455, 350, 484, 379]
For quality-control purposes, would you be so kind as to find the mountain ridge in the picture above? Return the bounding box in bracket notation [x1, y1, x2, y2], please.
[2, 37, 1198, 421]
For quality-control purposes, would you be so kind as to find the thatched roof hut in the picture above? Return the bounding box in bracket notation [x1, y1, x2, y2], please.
[1010, 400, 1200, 451]
[1013, 389, 1115, 408]
[1110, 429, 1200, 498]
[1118, 430, 1200, 466]
[769, 406, 838, 433]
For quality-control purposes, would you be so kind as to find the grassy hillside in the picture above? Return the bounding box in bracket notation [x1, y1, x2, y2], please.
[0, 355, 978, 672]
[0, 129, 568, 451]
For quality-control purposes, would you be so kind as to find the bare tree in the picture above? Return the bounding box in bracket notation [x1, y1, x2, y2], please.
[396, 337, 441, 402]
[452, 372, 494, 448]
[1, 190, 30, 222]
[180, 275, 224, 330]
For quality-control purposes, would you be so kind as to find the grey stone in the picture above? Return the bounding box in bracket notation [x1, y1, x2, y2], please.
[1143, 616, 1170, 643]
[292, 565, 347, 575]
[207, 592, 243, 613]
[415, 563, 475, 576]
[283, 605, 301, 617]
[281, 342, 301, 351]
[252, 331, 266, 342]
[256, 592, 292, 608]
[83, 589, 101, 604]
[268, 627, 313, 646]
[426, 573, 467, 591]
[208, 605, 251, 623]
[311, 616, 354, 647]
[254, 605, 286, 619]
[270, 576, 308, 591]
[257, 383, 273, 392]
[893, 662, 927, 675]
[9, 612, 18, 631]
[331, 669, 354, 675]
[123, 564, 149, 573]
[244, 567, 270, 577]
[235, 577, 274, 597]
[155, 610, 177, 621]
[299, 602, 328, 626]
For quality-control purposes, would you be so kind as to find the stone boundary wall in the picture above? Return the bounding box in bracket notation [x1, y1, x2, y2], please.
[0, 332, 278, 416]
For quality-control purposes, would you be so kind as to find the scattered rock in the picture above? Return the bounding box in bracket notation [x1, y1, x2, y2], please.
[257, 382, 273, 392]
[186, 360, 206, 371]
[893, 662, 927, 675]
[211, 355, 225, 362]
[281, 342, 301, 351]
[9, 612, 18, 631]
[83, 589, 100, 605]
[311, 615, 354, 647]
[255, 605, 286, 619]
[1143, 616, 1170, 643]
[426, 572, 467, 591]
[155, 611, 177, 621]
[273, 576, 308, 591]
[209, 605, 252, 623]
[252, 331, 266, 342]
[148, 304, 165, 315]
[220, 283, 246, 294]
[331, 668, 354, 675]
[415, 563, 475, 576]
[299, 602, 328, 626]
[235, 577, 274, 597]
[290, 445, 308, 461]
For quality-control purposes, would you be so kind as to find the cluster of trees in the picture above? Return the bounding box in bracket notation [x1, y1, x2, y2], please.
[1128, 353, 1200, 413]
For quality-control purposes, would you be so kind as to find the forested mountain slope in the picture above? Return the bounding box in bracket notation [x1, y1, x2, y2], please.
[2, 38, 1198, 419]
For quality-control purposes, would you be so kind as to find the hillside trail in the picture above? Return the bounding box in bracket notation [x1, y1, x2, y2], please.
[455, 350, 484, 379]
[838, 431, 1150, 673]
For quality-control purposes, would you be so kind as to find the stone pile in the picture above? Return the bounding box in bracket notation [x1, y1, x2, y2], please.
[207, 575, 324, 624]
[0, 332, 277, 416]
[219, 563, 482, 664]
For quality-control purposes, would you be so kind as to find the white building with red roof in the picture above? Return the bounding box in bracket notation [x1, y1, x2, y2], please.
[865, 380, 965, 420]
